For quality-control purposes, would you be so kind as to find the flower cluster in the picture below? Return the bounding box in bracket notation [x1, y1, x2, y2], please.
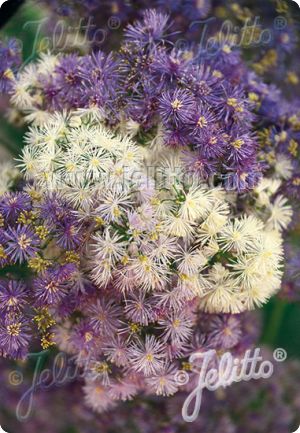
[0, 0, 299, 424]
[7, 9, 267, 191]
[0, 190, 83, 358]
[2, 111, 287, 408]
[19, 113, 289, 315]
[9, 8, 300, 193]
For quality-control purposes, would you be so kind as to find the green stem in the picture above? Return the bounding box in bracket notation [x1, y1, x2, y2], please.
[262, 300, 288, 346]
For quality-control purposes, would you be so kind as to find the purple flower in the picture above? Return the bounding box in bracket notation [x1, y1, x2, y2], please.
[0, 280, 28, 312]
[4, 225, 40, 264]
[224, 162, 262, 192]
[189, 105, 217, 137]
[55, 220, 82, 250]
[194, 126, 227, 159]
[183, 150, 217, 179]
[0, 192, 31, 222]
[226, 133, 257, 166]
[151, 47, 192, 81]
[39, 194, 82, 249]
[183, 63, 222, 104]
[207, 314, 242, 350]
[163, 128, 189, 147]
[53, 54, 84, 108]
[0, 315, 31, 359]
[125, 10, 170, 47]
[158, 88, 195, 126]
[219, 85, 253, 124]
[70, 319, 99, 352]
[33, 264, 77, 306]
[87, 297, 122, 336]
[0, 39, 21, 93]
[81, 51, 120, 84]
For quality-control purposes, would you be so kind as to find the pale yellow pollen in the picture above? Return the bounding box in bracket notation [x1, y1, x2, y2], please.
[232, 139, 244, 149]
[281, 33, 290, 44]
[7, 297, 19, 307]
[85, 332, 93, 342]
[224, 327, 232, 336]
[94, 362, 110, 374]
[7, 323, 21, 336]
[65, 162, 76, 173]
[3, 68, 14, 80]
[171, 98, 183, 110]
[182, 362, 192, 371]
[222, 44, 232, 54]
[288, 139, 298, 157]
[145, 353, 154, 362]
[0, 245, 7, 259]
[240, 172, 248, 182]
[292, 177, 300, 186]
[286, 72, 299, 85]
[212, 70, 223, 79]
[248, 92, 259, 102]
[18, 234, 31, 250]
[129, 323, 141, 333]
[232, 230, 242, 240]
[90, 158, 100, 167]
[114, 167, 124, 176]
[275, 131, 287, 143]
[173, 319, 181, 328]
[197, 116, 208, 128]
[227, 98, 238, 107]
[159, 378, 166, 386]
[113, 206, 121, 217]
[45, 281, 60, 293]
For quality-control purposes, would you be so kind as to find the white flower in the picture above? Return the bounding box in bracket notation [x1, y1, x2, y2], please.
[0, 161, 19, 194]
[197, 201, 229, 243]
[265, 195, 293, 231]
[175, 246, 207, 275]
[36, 52, 59, 75]
[145, 364, 179, 396]
[96, 190, 132, 222]
[199, 264, 241, 314]
[178, 184, 213, 221]
[129, 335, 165, 376]
[91, 229, 127, 264]
[218, 216, 264, 254]
[163, 214, 194, 239]
[274, 154, 293, 179]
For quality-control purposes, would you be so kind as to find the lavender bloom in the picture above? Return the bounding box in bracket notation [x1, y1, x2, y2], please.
[53, 54, 85, 108]
[39, 194, 82, 249]
[70, 319, 99, 353]
[33, 263, 77, 306]
[0, 280, 28, 312]
[87, 298, 122, 335]
[5, 225, 40, 264]
[158, 89, 195, 126]
[0, 39, 21, 93]
[207, 314, 242, 350]
[0, 192, 31, 222]
[150, 47, 192, 82]
[125, 10, 170, 47]
[0, 315, 31, 359]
